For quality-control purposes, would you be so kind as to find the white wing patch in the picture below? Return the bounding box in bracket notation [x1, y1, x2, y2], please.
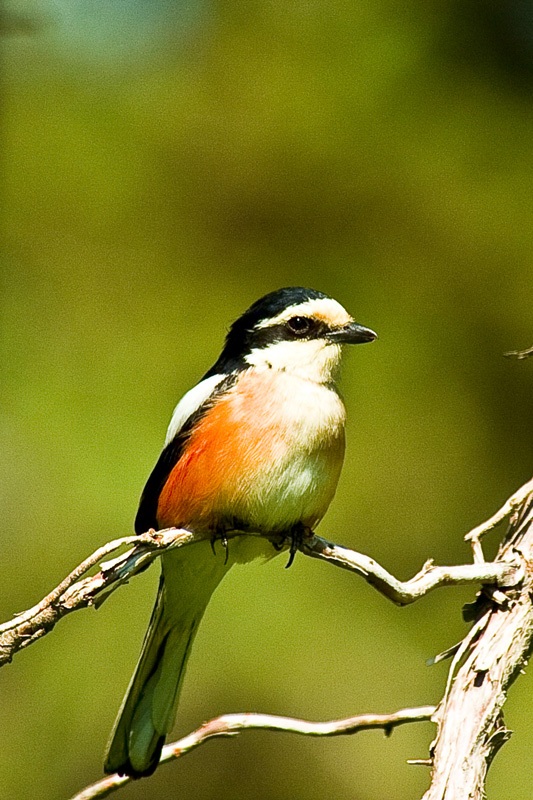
[165, 373, 226, 445]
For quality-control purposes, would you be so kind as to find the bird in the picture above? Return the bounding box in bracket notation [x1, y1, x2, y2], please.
[104, 286, 376, 778]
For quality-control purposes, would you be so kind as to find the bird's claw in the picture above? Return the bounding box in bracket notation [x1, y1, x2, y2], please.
[273, 523, 312, 569]
[210, 530, 230, 565]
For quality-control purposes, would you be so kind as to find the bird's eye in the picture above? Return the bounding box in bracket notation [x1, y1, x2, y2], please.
[287, 316, 311, 335]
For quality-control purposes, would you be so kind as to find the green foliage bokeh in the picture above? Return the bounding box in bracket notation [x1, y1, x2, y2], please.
[3, 2, 533, 798]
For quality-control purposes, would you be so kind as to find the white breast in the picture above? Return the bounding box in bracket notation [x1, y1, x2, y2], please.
[229, 370, 346, 532]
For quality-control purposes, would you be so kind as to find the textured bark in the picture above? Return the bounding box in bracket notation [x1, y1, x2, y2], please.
[424, 490, 533, 799]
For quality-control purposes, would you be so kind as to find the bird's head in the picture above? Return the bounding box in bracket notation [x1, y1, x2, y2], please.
[214, 287, 377, 384]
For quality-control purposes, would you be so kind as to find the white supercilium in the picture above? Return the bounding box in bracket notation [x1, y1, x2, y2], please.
[255, 297, 352, 329]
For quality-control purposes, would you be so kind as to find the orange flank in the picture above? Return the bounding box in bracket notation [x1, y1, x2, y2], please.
[156, 370, 345, 533]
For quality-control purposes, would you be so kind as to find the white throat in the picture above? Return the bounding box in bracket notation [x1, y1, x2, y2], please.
[244, 339, 342, 384]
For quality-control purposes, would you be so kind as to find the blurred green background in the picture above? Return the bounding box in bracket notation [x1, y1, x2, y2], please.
[3, 2, 533, 798]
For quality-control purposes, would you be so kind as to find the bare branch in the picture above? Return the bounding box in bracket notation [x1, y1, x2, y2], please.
[464, 476, 533, 549]
[0, 521, 523, 667]
[504, 344, 533, 359]
[302, 536, 521, 605]
[69, 706, 436, 800]
[423, 488, 533, 799]
[0, 527, 197, 666]
[3, 482, 532, 798]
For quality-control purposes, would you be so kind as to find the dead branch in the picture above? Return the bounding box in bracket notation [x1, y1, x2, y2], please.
[69, 706, 436, 800]
[301, 538, 520, 604]
[0, 527, 197, 666]
[4, 480, 533, 800]
[0, 526, 519, 667]
[423, 482, 533, 799]
[504, 344, 533, 359]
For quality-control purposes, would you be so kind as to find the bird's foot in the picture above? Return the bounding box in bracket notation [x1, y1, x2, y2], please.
[273, 523, 312, 569]
[210, 528, 230, 565]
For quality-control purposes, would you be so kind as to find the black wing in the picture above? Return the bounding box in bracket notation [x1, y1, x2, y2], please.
[134, 374, 237, 533]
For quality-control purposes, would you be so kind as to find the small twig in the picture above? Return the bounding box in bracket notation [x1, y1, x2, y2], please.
[69, 706, 436, 800]
[464, 477, 533, 548]
[440, 613, 490, 707]
[302, 537, 521, 605]
[463, 478, 533, 607]
[504, 345, 533, 359]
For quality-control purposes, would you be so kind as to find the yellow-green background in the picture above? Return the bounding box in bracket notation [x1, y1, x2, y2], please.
[3, 2, 533, 799]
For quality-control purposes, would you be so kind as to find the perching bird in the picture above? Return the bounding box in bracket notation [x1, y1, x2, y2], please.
[104, 286, 376, 778]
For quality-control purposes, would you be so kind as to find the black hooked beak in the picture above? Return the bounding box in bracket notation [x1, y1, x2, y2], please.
[327, 321, 378, 345]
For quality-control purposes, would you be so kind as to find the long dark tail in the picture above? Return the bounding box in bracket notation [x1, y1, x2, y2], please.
[104, 542, 230, 777]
